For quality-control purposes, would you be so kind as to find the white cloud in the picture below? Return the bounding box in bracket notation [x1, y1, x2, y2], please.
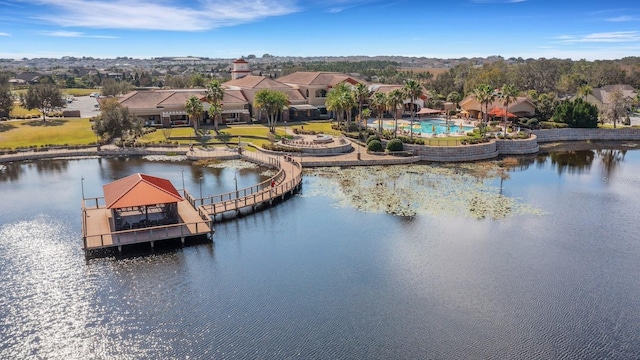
[605, 15, 638, 22]
[29, 0, 300, 31]
[0, 32, 11, 36]
[555, 31, 640, 44]
[42, 30, 119, 39]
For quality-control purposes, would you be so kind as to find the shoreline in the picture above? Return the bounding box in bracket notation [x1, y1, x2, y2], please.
[2, 128, 640, 166]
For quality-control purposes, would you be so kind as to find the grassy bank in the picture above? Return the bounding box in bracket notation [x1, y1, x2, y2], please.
[0, 118, 96, 149]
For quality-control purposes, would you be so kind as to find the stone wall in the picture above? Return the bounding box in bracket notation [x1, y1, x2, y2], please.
[533, 128, 640, 142]
[401, 135, 539, 162]
[405, 141, 498, 162]
[495, 135, 539, 155]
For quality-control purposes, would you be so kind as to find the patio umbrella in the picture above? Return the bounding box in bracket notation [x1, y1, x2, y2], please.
[488, 108, 517, 118]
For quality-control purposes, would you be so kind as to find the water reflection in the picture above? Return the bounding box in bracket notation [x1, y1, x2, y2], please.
[598, 149, 627, 180]
[549, 150, 595, 175]
[0, 163, 24, 183]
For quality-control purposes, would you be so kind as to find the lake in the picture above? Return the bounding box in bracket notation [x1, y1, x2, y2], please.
[1, 145, 639, 359]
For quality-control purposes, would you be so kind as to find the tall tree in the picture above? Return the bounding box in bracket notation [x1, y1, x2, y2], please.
[23, 84, 65, 122]
[353, 82, 370, 126]
[326, 82, 356, 130]
[370, 92, 388, 133]
[253, 89, 288, 133]
[387, 89, 405, 138]
[205, 80, 224, 132]
[0, 76, 12, 118]
[499, 84, 518, 131]
[578, 84, 593, 100]
[473, 84, 495, 124]
[604, 88, 629, 128]
[92, 98, 143, 141]
[403, 79, 423, 139]
[185, 95, 203, 132]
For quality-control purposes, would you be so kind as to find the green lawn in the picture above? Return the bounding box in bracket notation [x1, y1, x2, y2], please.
[0, 118, 97, 149]
[63, 89, 97, 97]
[10, 105, 41, 118]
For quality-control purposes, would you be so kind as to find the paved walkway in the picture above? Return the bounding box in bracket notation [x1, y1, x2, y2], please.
[0, 142, 422, 167]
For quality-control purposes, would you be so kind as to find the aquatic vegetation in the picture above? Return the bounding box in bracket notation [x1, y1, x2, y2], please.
[142, 154, 188, 162]
[205, 159, 260, 170]
[303, 164, 545, 219]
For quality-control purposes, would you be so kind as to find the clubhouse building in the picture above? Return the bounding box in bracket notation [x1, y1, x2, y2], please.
[116, 58, 371, 128]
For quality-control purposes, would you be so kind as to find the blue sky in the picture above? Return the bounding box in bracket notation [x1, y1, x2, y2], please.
[0, 0, 639, 60]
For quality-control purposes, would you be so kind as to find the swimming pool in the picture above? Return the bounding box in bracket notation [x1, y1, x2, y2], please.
[370, 118, 475, 136]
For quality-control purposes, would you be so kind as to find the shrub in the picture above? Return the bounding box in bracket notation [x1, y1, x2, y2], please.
[262, 143, 302, 152]
[367, 139, 383, 152]
[540, 121, 569, 129]
[386, 138, 403, 151]
[490, 121, 500, 126]
[366, 135, 381, 144]
[526, 118, 539, 128]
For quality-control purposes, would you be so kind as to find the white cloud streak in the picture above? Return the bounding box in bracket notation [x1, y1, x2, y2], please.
[0, 32, 11, 36]
[42, 30, 119, 38]
[29, 0, 300, 31]
[605, 15, 638, 22]
[555, 31, 640, 44]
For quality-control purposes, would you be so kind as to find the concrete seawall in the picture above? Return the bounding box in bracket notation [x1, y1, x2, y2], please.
[2, 129, 639, 166]
[401, 135, 539, 162]
[533, 128, 640, 142]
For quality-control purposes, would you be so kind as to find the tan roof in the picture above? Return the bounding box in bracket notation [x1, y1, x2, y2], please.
[593, 85, 637, 104]
[103, 173, 182, 209]
[221, 90, 249, 104]
[224, 75, 292, 90]
[278, 71, 363, 87]
[119, 90, 175, 109]
[240, 88, 305, 105]
[157, 90, 206, 107]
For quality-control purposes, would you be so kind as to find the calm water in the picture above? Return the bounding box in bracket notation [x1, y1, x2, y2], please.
[1, 147, 639, 359]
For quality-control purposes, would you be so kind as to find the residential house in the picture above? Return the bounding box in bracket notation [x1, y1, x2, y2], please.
[573, 84, 637, 111]
[460, 96, 536, 120]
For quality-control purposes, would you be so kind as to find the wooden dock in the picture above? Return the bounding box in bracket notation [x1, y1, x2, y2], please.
[190, 152, 303, 220]
[82, 198, 213, 252]
[81, 152, 302, 255]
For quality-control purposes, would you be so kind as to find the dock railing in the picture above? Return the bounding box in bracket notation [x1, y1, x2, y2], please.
[83, 219, 213, 249]
[190, 152, 303, 216]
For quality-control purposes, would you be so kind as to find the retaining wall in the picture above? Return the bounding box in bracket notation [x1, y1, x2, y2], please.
[533, 128, 640, 142]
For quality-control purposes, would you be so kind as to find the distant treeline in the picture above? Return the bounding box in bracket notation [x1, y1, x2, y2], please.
[281, 57, 640, 98]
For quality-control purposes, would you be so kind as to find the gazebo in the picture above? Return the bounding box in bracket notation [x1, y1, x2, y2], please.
[103, 173, 183, 231]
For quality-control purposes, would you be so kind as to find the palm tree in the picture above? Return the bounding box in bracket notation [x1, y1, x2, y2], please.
[185, 95, 203, 133]
[403, 79, 423, 139]
[387, 89, 405, 138]
[205, 79, 224, 132]
[578, 84, 593, 100]
[446, 91, 463, 134]
[253, 89, 289, 133]
[326, 82, 356, 130]
[499, 84, 518, 132]
[370, 92, 388, 134]
[473, 84, 494, 123]
[353, 82, 370, 132]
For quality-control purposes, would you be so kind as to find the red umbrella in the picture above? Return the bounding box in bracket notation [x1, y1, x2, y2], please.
[488, 107, 517, 118]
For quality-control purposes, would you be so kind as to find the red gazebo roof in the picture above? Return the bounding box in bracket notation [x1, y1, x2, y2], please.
[103, 173, 182, 209]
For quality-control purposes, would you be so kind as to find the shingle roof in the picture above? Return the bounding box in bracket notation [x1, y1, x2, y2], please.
[277, 71, 363, 87]
[224, 75, 291, 90]
[103, 173, 182, 209]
